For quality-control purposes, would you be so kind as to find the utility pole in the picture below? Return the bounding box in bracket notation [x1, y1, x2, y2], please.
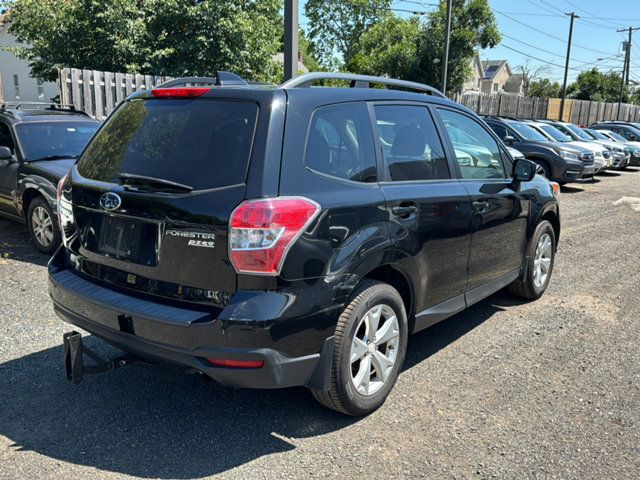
[616, 27, 639, 119]
[441, 0, 453, 96]
[559, 12, 578, 121]
[284, 0, 299, 81]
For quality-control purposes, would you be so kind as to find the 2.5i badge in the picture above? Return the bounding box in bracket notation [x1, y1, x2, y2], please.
[165, 229, 216, 249]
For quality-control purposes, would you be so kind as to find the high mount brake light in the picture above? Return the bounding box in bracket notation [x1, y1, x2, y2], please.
[151, 87, 211, 98]
[229, 197, 320, 275]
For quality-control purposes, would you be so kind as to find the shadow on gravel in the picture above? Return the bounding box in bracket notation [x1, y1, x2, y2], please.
[597, 171, 622, 177]
[0, 337, 357, 478]
[0, 290, 514, 478]
[0, 219, 49, 267]
[560, 185, 585, 194]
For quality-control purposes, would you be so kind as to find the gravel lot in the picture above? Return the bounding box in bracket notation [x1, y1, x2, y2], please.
[1, 170, 639, 480]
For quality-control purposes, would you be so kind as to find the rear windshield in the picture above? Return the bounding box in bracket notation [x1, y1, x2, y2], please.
[78, 99, 258, 190]
[15, 122, 99, 161]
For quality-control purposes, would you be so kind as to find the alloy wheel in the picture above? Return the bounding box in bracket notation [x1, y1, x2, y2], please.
[31, 206, 54, 248]
[349, 304, 400, 396]
[533, 233, 552, 288]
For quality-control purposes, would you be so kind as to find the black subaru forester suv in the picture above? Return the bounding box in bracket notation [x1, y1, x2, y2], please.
[49, 72, 560, 415]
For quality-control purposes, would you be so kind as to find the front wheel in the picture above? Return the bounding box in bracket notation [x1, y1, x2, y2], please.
[27, 196, 61, 255]
[312, 280, 408, 416]
[508, 220, 556, 300]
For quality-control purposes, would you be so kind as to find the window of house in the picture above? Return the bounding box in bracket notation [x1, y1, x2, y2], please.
[13, 74, 20, 100]
[373, 105, 450, 181]
[493, 83, 499, 93]
[37, 79, 45, 100]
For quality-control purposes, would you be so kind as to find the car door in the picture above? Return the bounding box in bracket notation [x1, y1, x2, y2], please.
[0, 122, 20, 215]
[371, 103, 472, 329]
[436, 108, 528, 300]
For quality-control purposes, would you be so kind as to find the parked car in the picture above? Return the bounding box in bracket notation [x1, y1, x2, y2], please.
[524, 121, 606, 173]
[50, 72, 560, 416]
[482, 116, 593, 182]
[0, 103, 100, 253]
[596, 129, 640, 166]
[580, 128, 630, 169]
[591, 121, 640, 142]
[535, 120, 612, 170]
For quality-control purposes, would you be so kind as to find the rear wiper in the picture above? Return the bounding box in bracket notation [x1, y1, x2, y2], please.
[30, 154, 78, 161]
[118, 173, 193, 192]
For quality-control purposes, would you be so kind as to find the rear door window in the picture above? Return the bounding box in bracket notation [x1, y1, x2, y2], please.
[77, 99, 258, 190]
[305, 102, 377, 183]
[373, 105, 450, 181]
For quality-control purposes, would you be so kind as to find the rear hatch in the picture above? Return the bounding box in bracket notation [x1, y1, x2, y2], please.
[64, 94, 261, 302]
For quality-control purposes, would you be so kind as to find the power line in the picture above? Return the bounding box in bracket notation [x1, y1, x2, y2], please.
[494, 10, 615, 56]
[563, 0, 626, 28]
[501, 33, 591, 64]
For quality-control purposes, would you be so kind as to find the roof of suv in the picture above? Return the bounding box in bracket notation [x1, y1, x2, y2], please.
[0, 105, 95, 124]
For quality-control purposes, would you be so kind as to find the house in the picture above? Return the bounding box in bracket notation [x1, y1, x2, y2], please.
[481, 60, 511, 94]
[272, 52, 309, 75]
[0, 13, 58, 103]
[504, 73, 525, 95]
[461, 53, 484, 93]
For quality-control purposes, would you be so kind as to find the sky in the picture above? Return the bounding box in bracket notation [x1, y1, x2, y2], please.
[299, 0, 640, 84]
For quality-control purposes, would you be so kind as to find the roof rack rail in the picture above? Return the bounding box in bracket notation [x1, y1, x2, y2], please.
[157, 71, 247, 88]
[280, 72, 446, 98]
[0, 101, 90, 116]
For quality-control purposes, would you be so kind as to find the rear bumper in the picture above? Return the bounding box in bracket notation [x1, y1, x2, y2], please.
[48, 249, 335, 390]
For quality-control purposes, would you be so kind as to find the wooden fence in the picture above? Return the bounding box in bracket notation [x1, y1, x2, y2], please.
[59, 68, 172, 119]
[454, 91, 640, 125]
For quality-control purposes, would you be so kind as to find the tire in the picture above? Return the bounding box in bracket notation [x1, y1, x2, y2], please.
[27, 196, 61, 255]
[312, 280, 408, 416]
[508, 220, 556, 300]
[536, 161, 552, 180]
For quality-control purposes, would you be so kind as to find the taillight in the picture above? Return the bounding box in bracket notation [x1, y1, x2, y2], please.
[56, 173, 69, 223]
[151, 87, 211, 98]
[229, 197, 320, 275]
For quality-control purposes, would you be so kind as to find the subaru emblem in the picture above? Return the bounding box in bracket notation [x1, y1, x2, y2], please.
[99, 192, 122, 211]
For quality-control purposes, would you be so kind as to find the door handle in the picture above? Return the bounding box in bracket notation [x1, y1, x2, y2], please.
[472, 200, 491, 213]
[392, 205, 418, 217]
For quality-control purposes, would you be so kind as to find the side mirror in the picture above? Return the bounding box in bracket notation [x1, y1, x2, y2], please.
[504, 135, 516, 146]
[0, 146, 13, 161]
[513, 158, 537, 182]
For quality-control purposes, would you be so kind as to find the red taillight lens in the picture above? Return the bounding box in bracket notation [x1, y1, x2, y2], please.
[229, 197, 320, 275]
[207, 358, 265, 369]
[151, 87, 211, 98]
[56, 172, 69, 224]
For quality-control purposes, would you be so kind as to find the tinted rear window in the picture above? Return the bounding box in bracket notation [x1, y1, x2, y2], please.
[78, 99, 258, 190]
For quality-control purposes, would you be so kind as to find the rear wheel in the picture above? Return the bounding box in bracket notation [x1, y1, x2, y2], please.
[27, 196, 60, 255]
[508, 220, 556, 300]
[312, 280, 408, 416]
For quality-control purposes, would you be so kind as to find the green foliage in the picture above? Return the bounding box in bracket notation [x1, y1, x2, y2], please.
[304, 0, 392, 67]
[566, 68, 628, 103]
[347, 16, 420, 79]
[3, 0, 282, 82]
[345, 0, 500, 95]
[528, 78, 562, 98]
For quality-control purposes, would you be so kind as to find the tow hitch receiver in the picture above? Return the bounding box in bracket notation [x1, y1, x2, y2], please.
[63, 331, 139, 384]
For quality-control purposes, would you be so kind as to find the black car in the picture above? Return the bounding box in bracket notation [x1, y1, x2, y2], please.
[0, 104, 100, 253]
[482, 116, 594, 182]
[49, 72, 560, 415]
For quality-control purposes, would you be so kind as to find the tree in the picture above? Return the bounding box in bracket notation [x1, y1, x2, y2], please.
[528, 78, 561, 98]
[345, 0, 500, 95]
[516, 60, 551, 96]
[566, 68, 628, 103]
[414, 0, 500, 94]
[304, 0, 392, 68]
[3, 0, 282, 82]
[346, 16, 419, 80]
